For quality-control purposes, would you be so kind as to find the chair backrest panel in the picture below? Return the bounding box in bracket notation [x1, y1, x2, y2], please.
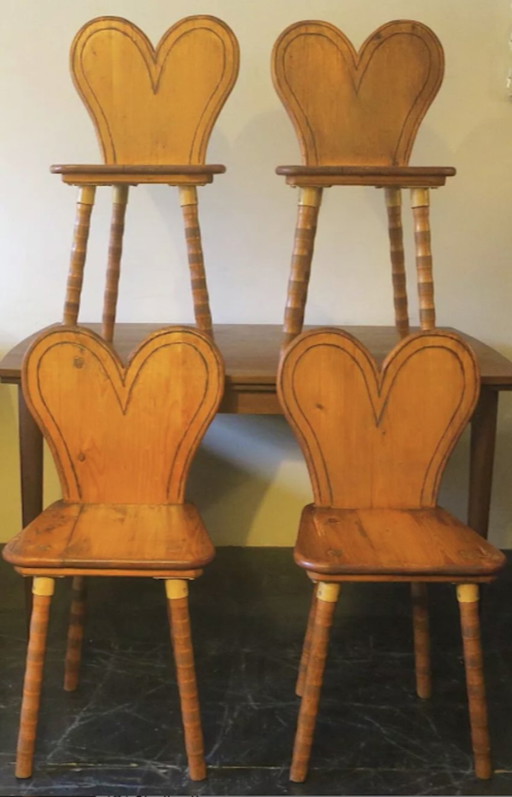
[71, 15, 240, 164]
[22, 326, 224, 504]
[272, 19, 444, 166]
[278, 330, 479, 509]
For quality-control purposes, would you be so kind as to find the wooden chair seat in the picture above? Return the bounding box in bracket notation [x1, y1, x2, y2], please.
[294, 505, 505, 580]
[3, 500, 214, 572]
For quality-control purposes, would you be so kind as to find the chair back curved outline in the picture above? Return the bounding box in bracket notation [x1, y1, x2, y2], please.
[3, 325, 224, 781]
[271, 19, 455, 347]
[277, 328, 506, 782]
[53, 15, 240, 341]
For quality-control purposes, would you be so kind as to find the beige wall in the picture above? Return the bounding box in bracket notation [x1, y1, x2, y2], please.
[1, 0, 512, 546]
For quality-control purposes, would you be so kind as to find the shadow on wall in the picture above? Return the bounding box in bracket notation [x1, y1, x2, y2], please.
[187, 414, 311, 547]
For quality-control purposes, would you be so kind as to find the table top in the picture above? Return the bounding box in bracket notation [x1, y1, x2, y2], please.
[2, 324, 512, 413]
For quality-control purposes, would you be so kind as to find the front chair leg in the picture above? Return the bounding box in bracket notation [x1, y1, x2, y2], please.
[457, 583, 492, 779]
[165, 579, 206, 782]
[411, 582, 431, 698]
[16, 577, 55, 779]
[296, 582, 319, 696]
[290, 582, 340, 783]
[64, 576, 87, 691]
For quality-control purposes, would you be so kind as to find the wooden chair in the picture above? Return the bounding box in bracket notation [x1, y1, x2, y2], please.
[271, 19, 455, 348]
[53, 15, 239, 341]
[3, 324, 224, 780]
[16, 13, 238, 697]
[277, 328, 506, 782]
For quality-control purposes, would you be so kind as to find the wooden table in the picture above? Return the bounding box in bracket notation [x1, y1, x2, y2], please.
[1, 323, 512, 539]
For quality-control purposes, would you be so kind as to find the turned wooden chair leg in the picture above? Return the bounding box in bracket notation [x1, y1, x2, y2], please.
[63, 185, 96, 326]
[166, 579, 206, 781]
[64, 576, 87, 692]
[290, 582, 340, 783]
[457, 584, 492, 779]
[16, 577, 55, 779]
[102, 184, 129, 343]
[296, 583, 318, 697]
[179, 186, 213, 338]
[282, 186, 323, 352]
[410, 187, 435, 332]
[411, 582, 431, 698]
[384, 187, 410, 338]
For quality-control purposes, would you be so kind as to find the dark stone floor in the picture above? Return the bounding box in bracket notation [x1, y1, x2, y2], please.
[1, 548, 512, 796]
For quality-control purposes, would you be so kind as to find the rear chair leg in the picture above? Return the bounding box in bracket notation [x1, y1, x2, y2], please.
[166, 579, 206, 781]
[16, 577, 55, 779]
[457, 583, 492, 779]
[290, 582, 340, 783]
[64, 576, 87, 691]
[411, 582, 431, 698]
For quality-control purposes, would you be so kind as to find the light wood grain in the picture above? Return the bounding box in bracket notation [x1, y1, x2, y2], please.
[167, 581, 206, 780]
[102, 185, 129, 342]
[71, 16, 239, 165]
[63, 186, 96, 325]
[278, 330, 479, 508]
[457, 585, 492, 779]
[385, 187, 409, 337]
[21, 327, 224, 504]
[3, 325, 224, 780]
[15, 581, 54, 778]
[279, 329, 505, 782]
[272, 20, 444, 167]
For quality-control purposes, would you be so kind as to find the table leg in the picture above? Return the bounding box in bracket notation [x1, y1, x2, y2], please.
[468, 388, 498, 539]
[18, 387, 43, 628]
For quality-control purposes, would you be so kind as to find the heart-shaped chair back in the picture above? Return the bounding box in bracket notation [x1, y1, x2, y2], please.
[272, 20, 444, 166]
[71, 15, 240, 164]
[22, 327, 224, 504]
[278, 330, 479, 508]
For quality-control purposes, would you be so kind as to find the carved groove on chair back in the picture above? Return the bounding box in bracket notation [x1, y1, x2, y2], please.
[278, 329, 479, 508]
[22, 326, 224, 504]
[71, 15, 240, 165]
[272, 20, 444, 167]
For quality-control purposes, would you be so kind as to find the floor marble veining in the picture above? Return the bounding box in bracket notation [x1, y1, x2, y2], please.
[1, 548, 512, 795]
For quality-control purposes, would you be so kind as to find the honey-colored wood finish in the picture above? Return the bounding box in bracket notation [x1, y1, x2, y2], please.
[278, 329, 505, 782]
[102, 185, 129, 342]
[71, 16, 239, 166]
[3, 326, 224, 780]
[166, 579, 206, 781]
[63, 186, 96, 326]
[279, 330, 479, 509]
[385, 187, 409, 337]
[272, 20, 444, 168]
[272, 19, 454, 348]
[283, 188, 323, 347]
[15, 577, 55, 779]
[54, 15, 239, 341]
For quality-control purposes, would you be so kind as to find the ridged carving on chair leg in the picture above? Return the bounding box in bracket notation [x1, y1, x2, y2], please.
[180, 187, 213, 338]
[385, 187, 409, 338]
[16, 577, 55, 779]
[290, 582, 340, 782]
[64, 576, 87, 692]
[166, 580, 206, 781]
[102, 185, 129, 342]
[282, 187, 323, 351]
[457, 584, 492, 779]
[63, 186, 96, 325]
[411, 582, 431, 698]
[296, 583, 318, 696]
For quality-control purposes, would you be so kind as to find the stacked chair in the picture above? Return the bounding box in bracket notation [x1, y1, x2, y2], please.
[272, 19, 506, 782]
[2, 15, 239, 780]
[1, 13, 506, 788]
